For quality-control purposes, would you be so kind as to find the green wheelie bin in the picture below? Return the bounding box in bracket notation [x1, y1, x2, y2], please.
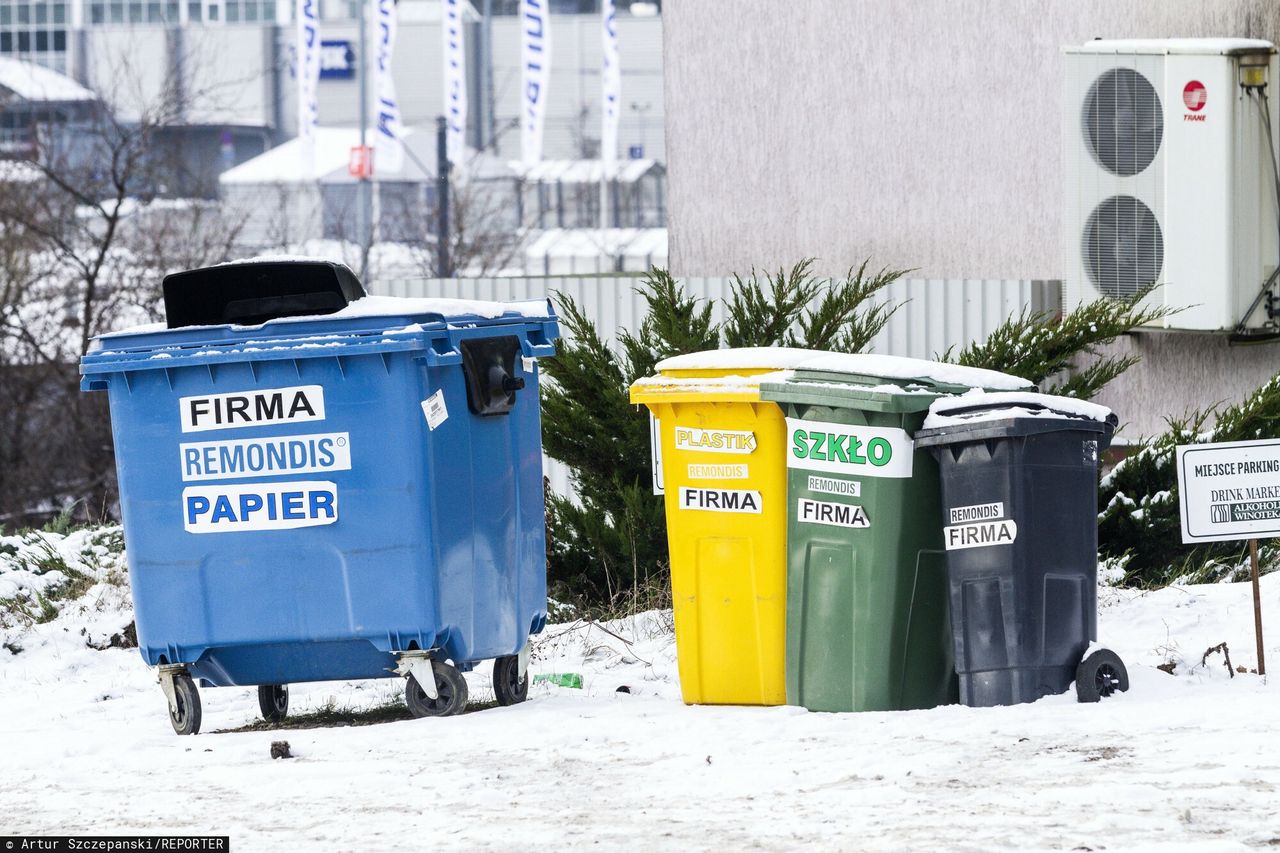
[758, 354, 1032, 712]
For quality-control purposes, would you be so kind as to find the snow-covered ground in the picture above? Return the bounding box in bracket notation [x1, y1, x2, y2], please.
[1, 530, 1277, 850]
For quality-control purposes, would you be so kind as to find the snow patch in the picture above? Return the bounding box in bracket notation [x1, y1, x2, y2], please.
[923, 390, 1114, 429]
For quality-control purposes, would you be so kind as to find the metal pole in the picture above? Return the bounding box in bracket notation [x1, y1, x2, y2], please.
[436, 115, 451, 278]
[357, 0, 371, 281]
[1250, 538, 1267, 676]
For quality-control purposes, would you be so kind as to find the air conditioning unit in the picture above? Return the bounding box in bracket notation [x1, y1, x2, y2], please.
[1063, 39, 1280, 333]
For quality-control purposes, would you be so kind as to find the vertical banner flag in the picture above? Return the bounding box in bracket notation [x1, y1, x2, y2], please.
[520, 0, 551, 165]
[601, 0, 620, 165]
[373, 0, 403, 173]
[442, 0, 467, 165]
[295, 0, 320, 176]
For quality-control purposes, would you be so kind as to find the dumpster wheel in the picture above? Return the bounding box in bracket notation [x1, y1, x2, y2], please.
[258, 684, 289, 722]
[492, 655, 529, 706]
[166, 673, 202, 736]
[1075, 648, 1129, 703]
[405, 662, 469, 718]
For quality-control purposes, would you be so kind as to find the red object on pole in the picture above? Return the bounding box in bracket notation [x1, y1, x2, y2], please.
[348, 145, 374, 179]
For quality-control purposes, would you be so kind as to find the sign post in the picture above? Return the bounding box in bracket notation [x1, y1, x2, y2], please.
[1176, 438, 1273, 675]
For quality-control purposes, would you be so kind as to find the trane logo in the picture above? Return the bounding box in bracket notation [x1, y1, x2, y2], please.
[677, 487, 762, 514]
[944, 519, 1018, 550]
[180, 385, 326, 433]
[798, 498, 869, 528]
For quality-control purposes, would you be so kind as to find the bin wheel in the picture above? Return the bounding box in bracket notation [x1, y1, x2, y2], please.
[169, 673, 202, 736]
[405, 661, 469, 718]
[1075, 648, 1129, 703]
[257, 684, 289, 722]
[492, 655, 529, 706]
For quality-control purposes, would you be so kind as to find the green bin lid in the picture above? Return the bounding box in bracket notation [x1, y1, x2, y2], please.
[759, 353, 1032, 413]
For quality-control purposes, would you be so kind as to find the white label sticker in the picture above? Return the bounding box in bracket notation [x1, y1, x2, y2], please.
[651, 414, 664, 495]
[179, 432, 352, 482]
[180, 385, 325, 433]
[422, 390, 449, 430]
[522, 356, 537, 374]
[807, 475, 861, 497]
[677, 487, 762, 514]
[797, 498, 870, 528]
[688, 463, 749, 480]
[674, 427, 757, 455]
[786, 418, 913, 478]
[944, 519, 1018, 550]
[948, 502, 1005, 524]
[183, 480, 339, 534]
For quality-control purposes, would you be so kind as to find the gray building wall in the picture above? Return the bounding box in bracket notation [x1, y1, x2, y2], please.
[662, 1, 1280, 279]
[662, 1, 1280, 437]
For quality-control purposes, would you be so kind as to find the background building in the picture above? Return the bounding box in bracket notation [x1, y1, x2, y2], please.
[660, 2, 1280, 437]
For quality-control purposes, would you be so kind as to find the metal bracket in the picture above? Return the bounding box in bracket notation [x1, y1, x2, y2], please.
[517, 644, 530, 680]
[157, 664, 185, 717]
[394, 652, 438, 700]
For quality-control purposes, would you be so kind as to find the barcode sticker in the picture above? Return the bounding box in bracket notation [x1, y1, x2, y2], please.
[422, 390, 449, 430]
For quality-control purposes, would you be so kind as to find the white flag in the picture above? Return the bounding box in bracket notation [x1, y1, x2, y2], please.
[520, 0, 551, 166]
[295, 0, 321, 176]
[441, 0, 467, 165]
[373, 0, 403, 173]
[601, 0, 620, 166]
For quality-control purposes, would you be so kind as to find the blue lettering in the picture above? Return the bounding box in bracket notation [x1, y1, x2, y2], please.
[318, 439, 335, 467]
[186, 496, 209, 524]
[210, 496, 236, 523]
[239, 493, 264, 518]
[183, 448, 201, 478]
[310, 490, 335, 519]
[282, 492, 305, 520]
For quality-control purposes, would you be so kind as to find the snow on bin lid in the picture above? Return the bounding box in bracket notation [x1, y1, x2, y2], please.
[630, 370, 795, 403]
[922, 390, 1114, 430]
[795, 353, 1033, 391]
[655, 347, 825, 373]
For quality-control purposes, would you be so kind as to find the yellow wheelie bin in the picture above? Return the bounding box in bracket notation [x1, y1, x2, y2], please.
[630, 347, 819, 705]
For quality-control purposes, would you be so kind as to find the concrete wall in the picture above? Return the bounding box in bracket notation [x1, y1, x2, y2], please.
[662, 1, 1280, 278]
[1091, 333, 1280, 438]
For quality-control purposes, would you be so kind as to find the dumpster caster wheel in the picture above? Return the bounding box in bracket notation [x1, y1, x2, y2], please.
[1076, 649, 1129, 702]
[405, 662, 468, 718]
[258, 684, 289, 722]
[492, 655, 528, 706]
[168, 674, 202, 736]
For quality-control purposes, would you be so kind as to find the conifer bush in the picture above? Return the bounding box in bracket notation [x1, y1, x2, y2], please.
[539, 261, 908, 606]
[1099, 374, 1280, 586]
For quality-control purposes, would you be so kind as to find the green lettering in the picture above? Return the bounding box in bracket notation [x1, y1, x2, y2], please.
[830, 434, 850, 463]
[849, 436, 866, 464]
[867, 437, 892, 466]
[792, 430, 809, 459]
[811, 433, 827, 461]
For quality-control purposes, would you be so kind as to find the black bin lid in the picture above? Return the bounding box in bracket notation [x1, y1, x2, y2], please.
[162, 259, 367, 329]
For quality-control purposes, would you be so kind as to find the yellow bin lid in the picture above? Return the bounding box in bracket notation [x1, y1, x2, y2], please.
[629, 347, 820, 404]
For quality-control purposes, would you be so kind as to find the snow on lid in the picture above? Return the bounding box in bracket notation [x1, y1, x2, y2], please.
[655, 347, 829, 372]
[922, 390, 1113, 430]
[211, 254, 348, 268]
[1066, 38, 1274, 55]
[0, 56, 96, 102]
[632, 370, 794, 394]
[326, 294, 550, 321]
[797, 353, 1033, 391]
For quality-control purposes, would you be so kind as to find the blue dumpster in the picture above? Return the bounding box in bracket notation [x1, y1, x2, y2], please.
[81, 260, 559, 733]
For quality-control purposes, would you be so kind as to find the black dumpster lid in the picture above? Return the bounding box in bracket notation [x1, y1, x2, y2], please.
[162, 258, 367, 329]
[915, 392, 1118, 447]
